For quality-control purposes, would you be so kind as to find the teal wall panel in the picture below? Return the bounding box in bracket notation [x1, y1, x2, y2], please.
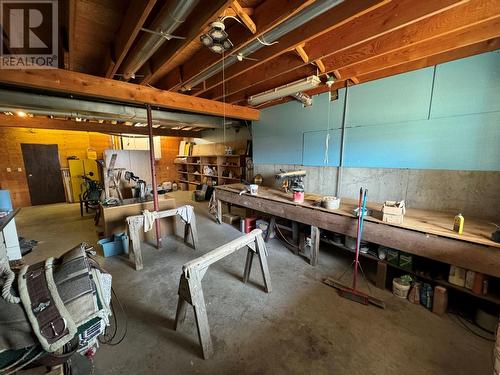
[344, 112, 500, 170]
[252, 51, 500, 171]
[347, 68, 434, 127]
[431, 50, 500, 118]
[303, 129, 342, 166]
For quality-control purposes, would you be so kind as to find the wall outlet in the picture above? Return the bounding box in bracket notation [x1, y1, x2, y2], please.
[17, 168, 22, 172]
[6, 168, 11, 172]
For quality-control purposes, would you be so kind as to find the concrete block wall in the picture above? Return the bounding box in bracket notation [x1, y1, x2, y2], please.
[254, 164, 500, 220]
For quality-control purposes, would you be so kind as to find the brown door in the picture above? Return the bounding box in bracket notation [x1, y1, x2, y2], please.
[21, 144, 66, 205]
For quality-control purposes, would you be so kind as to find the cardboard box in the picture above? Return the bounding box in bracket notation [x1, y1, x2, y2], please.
[383, 213, 404, 224]
[222, 213, 240, 225]
[382, 200, 406, 216]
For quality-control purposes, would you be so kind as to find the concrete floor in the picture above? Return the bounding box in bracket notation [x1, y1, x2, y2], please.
[16, 191, 492, 375]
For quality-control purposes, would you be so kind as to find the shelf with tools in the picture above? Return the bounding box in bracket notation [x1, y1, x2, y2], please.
[174, 154, 246, 190]
[320, 233, 500, 306]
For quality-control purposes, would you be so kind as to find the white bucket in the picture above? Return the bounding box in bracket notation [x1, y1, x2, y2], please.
[392, 278, 411, 299]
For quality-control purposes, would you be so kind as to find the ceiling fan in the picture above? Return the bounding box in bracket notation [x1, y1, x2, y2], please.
[141, 27, 186, 41]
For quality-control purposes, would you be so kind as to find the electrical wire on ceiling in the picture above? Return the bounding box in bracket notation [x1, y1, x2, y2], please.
[324, 91, 332, 164]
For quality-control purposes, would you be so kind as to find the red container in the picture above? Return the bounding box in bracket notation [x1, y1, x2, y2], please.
[293, 191, 304, 203]
[243, 217, 257, 233]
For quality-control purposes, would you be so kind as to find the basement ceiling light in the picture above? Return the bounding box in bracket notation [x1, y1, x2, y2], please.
[248, 75, 321, 106]
[200, 21, 233, 54]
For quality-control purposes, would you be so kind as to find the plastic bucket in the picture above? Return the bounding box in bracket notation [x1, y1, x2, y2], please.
[393, 278, 411, 299]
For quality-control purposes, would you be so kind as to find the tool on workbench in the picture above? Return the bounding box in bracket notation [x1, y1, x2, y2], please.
[324, 187, 385, 309]
[275, 170, 306, 203]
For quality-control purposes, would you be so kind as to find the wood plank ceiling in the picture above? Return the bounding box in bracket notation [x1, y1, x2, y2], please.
[67, 0, 499, 107]
[2, 0, 500, 133]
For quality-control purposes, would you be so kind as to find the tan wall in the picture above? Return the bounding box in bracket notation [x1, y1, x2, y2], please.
[155, 137, 182, 184]
[0, 128, 181, 208]
[0, 127, 112, 208]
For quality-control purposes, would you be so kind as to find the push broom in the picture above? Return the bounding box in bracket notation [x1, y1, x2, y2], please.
[324, 187, 385, 309]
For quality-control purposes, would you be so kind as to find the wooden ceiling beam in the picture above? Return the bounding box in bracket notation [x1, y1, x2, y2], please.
[0, 69, 259, 121]
[156, 0, 316, 90]
[335, 16, 500, 80]
[256, 38, 500, 108]
[200, 0, 466, 100]
[231, 1, 257, 34]
[140, 0, 233, 85]
[295, 44, 309, 63]
[206, 0, 495, 102]
[315, 59, 326, 73]
[228, 21, 500, 106]
[103, 0, 157, 78]
[196, 0, 464, 98]
[0, 114, 198, 137]
[68, 0, 77, 71]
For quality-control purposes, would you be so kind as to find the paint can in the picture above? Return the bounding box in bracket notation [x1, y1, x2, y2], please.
[293, 190, 304, 203]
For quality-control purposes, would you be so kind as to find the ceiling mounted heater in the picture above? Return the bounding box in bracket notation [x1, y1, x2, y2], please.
[248, 75, 321, 106]
[200, 21, 233, 54]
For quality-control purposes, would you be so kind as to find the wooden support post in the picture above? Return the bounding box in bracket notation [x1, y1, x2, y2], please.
[310, 226, 320, 266]
[265, 216, 276, 243]
[173, 229, 271, 359]
[376, 261, 387, 289]
[292, 221, 299, 245]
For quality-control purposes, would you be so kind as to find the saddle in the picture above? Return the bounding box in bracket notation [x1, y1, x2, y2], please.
[0, 243, 112, 371]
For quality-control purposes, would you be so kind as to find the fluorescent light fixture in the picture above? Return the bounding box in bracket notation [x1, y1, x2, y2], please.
[248, 75, 321, 106]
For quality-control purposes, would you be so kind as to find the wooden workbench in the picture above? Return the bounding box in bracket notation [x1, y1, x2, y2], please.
[214, 184, 500, 278]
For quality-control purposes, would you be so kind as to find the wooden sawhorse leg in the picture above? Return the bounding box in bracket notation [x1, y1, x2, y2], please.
[174, 230, 272, 359]
[127, 218, 143, 271]
[174, 272, 213, 359]
[183, 215, 199, 250]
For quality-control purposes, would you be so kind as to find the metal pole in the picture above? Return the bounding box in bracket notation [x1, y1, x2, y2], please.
[146, 104, 162, 249]
[335, 81, 349, 197]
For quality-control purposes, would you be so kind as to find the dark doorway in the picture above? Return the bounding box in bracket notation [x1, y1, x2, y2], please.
[21, 144, 66, 205]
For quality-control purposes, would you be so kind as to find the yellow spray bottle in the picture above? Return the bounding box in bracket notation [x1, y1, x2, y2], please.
[453, 213, 464, 235]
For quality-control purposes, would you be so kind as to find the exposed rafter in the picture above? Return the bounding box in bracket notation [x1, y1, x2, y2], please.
[0, 69, 259, 121]
[208, 0, 498, 103]
[140, 0, 234, 85]
[231, 1, 257, 34]
[156, 0, 316, 90]
[0, 114, 198, 137]
[257, 38, 500, 108]
[193, 0, 392, 97]
[103, 0, 157, 78]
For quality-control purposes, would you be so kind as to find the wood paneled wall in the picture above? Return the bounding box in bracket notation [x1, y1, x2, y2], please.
[155, 137, 182, 184]
[0, 127, 113, 208]
[0, 128, 181, 208]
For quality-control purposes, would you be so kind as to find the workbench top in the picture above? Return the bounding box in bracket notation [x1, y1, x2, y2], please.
[216, 184, 499, 249]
